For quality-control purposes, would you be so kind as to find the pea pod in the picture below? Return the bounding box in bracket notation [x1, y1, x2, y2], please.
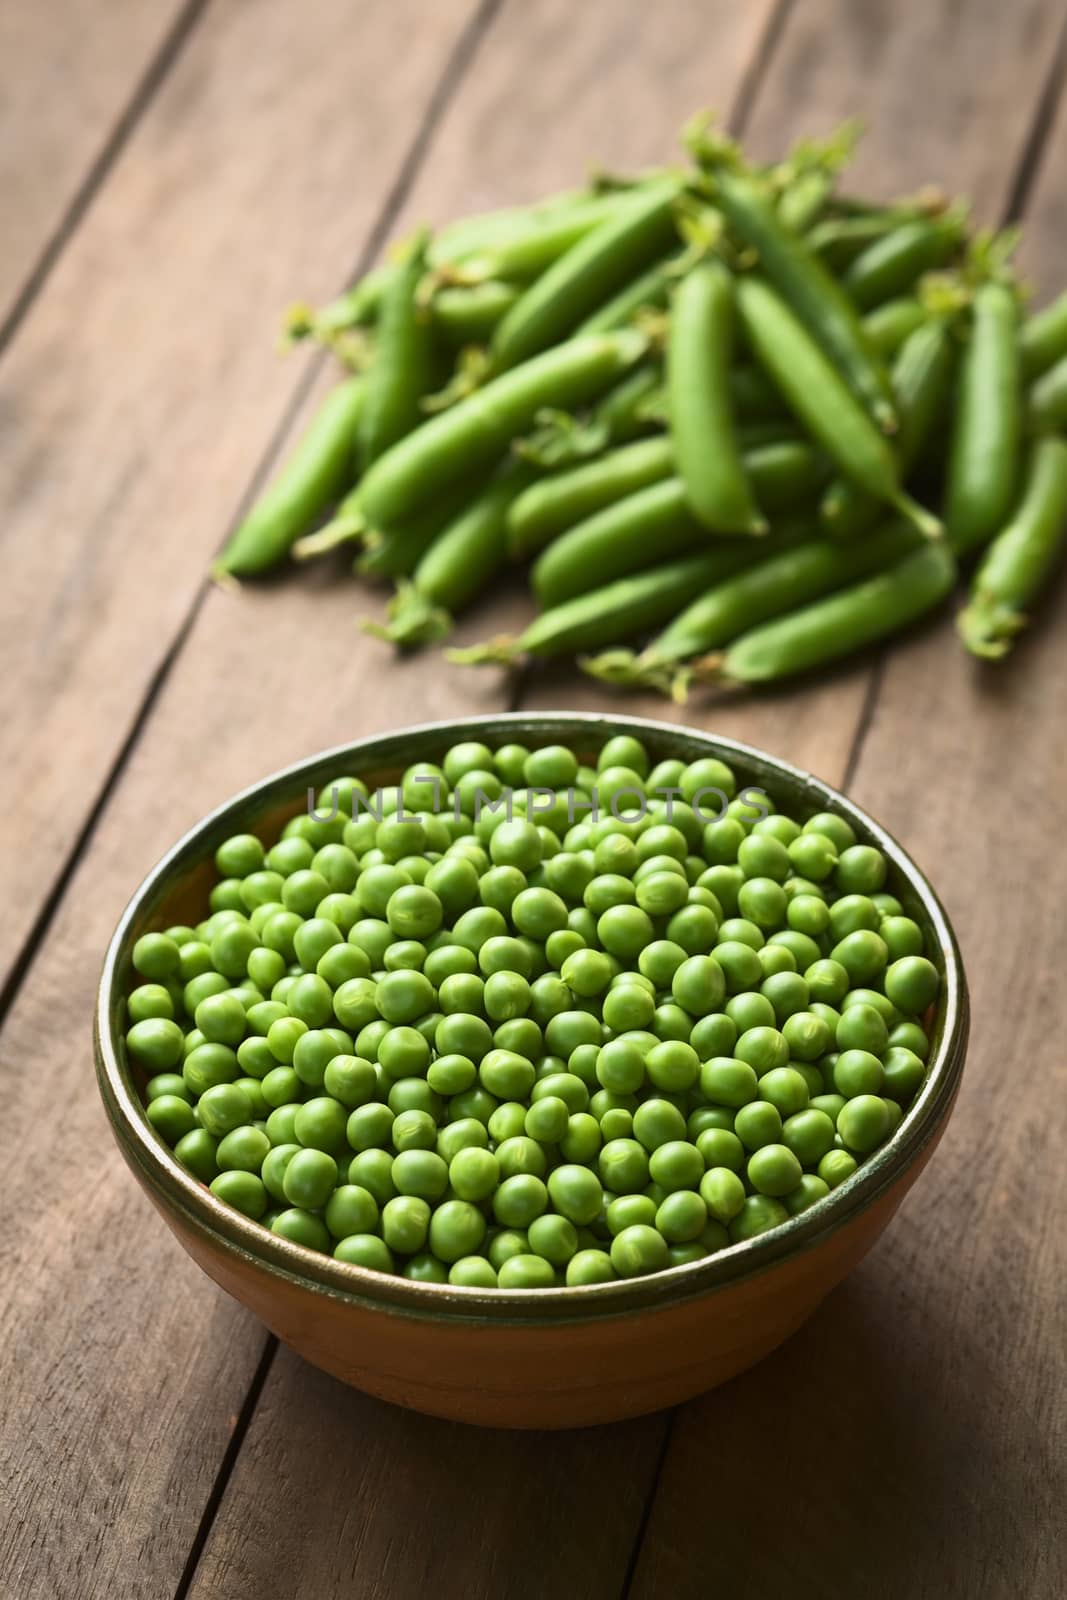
[861, 297, 926, 358]
[957, 435, 1067, 658]
[667, 262, 765, 535]
[578, 254, 678, 335]
[1019, 288, 1067, 378]
[451, 547, 762, 666]
[491, 180, 682, 368]
[533, 445, 832, 610]
[532, 478, 704, 607]
[356, 484, 473, 580]
[358, 330, 645, 529]
[806, 211, 913, 272]
[843, 214, 965, 310]
[213, 377, 364, 579]
[585, 521, 923, 694]
[714, 540, 957, 685]
[821, 318, 957, 537]
[508, 436, 675, 558]
[736, 277, 940, 537]
[440, 192, 640, 284]
[369, 464, 533, 647]
[945, 282, 1021, 554]
[651, 521, 922, 664]
[359, 231, 434, 467]
[742, 441, 831, 514]
[431, 281, 521, 346]
[594, 363, 664, 441]
[510, 433, 825, 561]
[713, 170, 896, 430]
[1027, 352, 1067, 431]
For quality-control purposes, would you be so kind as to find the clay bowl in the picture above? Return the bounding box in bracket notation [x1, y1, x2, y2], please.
[96, 713, 968, 1429]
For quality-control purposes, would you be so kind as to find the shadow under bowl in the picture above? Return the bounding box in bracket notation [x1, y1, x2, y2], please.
[96, 712, 968, 1428]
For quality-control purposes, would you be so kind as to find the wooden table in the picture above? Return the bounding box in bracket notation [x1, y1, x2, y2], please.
[2, 2, 1064, 1594]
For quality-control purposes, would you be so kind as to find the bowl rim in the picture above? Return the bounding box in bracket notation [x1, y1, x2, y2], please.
[96, 711, 968, 1325]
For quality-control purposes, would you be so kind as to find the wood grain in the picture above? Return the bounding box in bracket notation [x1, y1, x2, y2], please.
[628, 2, 1067, 1595]
[0, 0, 486, 997]
[186, 1352, 664, 1600]
[0, 0, 188, 322]
[0, 6, 492, 1599]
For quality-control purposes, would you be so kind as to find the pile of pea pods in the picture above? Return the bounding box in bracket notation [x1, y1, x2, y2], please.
[129, 736, 941, 1289]
[213, 117, 1067, 693]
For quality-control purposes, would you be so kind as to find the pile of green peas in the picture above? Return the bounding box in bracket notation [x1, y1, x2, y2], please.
[126, 734, 940, 1290]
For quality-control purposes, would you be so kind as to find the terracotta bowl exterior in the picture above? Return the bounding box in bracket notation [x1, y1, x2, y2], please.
[96, 713, 968, 1429]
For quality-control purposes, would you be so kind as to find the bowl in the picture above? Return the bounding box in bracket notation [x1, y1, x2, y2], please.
[96, 713, 968, 1429]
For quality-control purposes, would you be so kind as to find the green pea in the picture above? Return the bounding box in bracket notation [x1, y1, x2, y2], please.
[381, 1194, 431, 1254]
[392, 1149, 449, 1201]
[836, 1003, 889, 1056]
[271, 1208, 331, 1251]
[648, 1139, 703, 1192]
[884, 956, 939, 1013]
[646, 1040, 700, 1093]
[834, 845, 887, 895]
[449, 1256, 498, 1287]
[656, 1191, 708, 1244]
[261, 1143, 300, 1203]
[146, 1094, 197, 1145]
[833, 1049, 885, 1097]
[348, 1149, 397, 1205]
[335, 1234, 395, 1272]
[781, 1108, 836, 1166]
[734, 1100, 782, 1152]
[598, 1137, 650, 1194]
[714, 940, 764, 994]
[818, 1148, 859, 1189]
[493, 1174, 548, 1228]
[882, 1046, 927, 1105]
[610, 1224, 669, 1278]
[700, 1166, 746, 1223]
[839, 1093, 893, 1152]
[217, 1126, 270, 1173]
[566, 1249, 616, 1285]
[830, 930, 889, 984]
[145, 1072, 190, 1103]
[210, 1170, 267, 1219]
[632, 1097, 687, 1152]
[887, 1020, 930, 1060]
[127, 1017, 185, 1071]
[784, 1174, 831, 1215]
[497, 1253, 555, 1289]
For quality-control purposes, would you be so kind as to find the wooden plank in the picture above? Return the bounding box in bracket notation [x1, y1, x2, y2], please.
[0, 8, 494, 1600]
[185, 1353, 663, 1600]
[0, 0, 487, 998]
[626, 2, 1067, 1596]
[0, 0, 187, 324]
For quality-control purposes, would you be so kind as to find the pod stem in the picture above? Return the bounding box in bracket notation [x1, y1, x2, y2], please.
[446, 635, 524, 667]
[956, 597, 1024, 660]
[891, 490, 943, 541]
[579, 649, 687, 700]
[422, 347, 489, 412]
[362, 583, 453, 649]
[292, 512, 365, 560]
[209, 564, 242, 593]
